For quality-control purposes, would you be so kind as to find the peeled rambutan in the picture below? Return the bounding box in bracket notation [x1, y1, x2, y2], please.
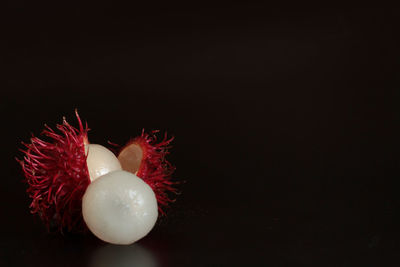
[17, 111, 90, 232]
[18, 112, 177, 234]
[118, 130, 177, 214]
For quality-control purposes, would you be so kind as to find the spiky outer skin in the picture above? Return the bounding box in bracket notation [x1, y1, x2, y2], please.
[18, 113, 90, 233]
[121, 130, 176, 215]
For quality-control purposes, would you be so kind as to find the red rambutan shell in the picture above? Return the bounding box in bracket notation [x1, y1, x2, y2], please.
[118, 130, 177, 215]
[18, 111, 177, 233]
[17, 111, 90, 232]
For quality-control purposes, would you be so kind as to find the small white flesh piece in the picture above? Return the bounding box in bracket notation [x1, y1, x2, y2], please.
[85, 144, 122, 181]
[82, 170, 158, 245]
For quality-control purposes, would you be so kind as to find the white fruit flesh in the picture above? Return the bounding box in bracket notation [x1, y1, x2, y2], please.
[85, 144, 122, 181]
[82, 170, 158, 245]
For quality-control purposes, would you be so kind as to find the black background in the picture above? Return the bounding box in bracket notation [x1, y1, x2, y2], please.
[2, 4, 400, 266]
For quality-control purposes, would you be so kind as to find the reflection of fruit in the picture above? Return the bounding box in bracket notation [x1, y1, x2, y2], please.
[90, 244, 158, 267]
[82, 170, 158, 245]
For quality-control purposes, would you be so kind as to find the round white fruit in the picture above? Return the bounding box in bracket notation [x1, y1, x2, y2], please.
[85, 144, 122, 181]
[82, 170, 158, 245]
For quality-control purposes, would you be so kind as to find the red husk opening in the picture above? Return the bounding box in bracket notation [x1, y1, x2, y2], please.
[17, 111, 90, 233]
[118, 130, 177, 215]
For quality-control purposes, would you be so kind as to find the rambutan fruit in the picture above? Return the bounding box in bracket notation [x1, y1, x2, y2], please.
[117, 130, 177, 214]
[80, 131, 177, 245]
[18, 111, 90, 232]
[17, 111, 177, 243]
[82, 170, 158, 245]
[17, 111, 122, 232]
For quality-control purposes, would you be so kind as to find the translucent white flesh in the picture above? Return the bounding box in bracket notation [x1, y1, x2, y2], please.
[82, 170, 158, 245]
[85, 144, 122, 181]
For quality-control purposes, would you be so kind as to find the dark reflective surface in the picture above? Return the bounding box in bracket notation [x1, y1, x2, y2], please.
[3, 5, 400, 266]
[90, 244, 159, 267]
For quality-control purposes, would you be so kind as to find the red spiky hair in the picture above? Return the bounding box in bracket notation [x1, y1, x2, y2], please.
[17, 111, 90, 233]
[117, 130, 177, 215]
[18, 111, 177, 233]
